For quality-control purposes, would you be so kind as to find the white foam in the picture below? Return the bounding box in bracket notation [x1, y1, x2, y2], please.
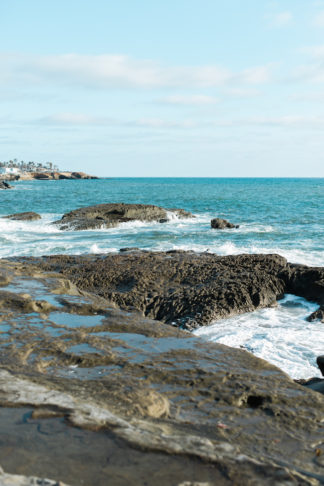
[194, 294, 322, 379]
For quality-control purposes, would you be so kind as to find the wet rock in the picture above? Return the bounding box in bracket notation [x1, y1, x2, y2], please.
[3, 212, 41, 221]
[28, 252, 287, 328]
[307, 307, 324, 322]
[54, 203, 194, 231]
[297, 377, 324, 395]
[211, 218, 239, 229]
[0, 181, 13, 190]
[0, 466, 70, 485]
[0, 259, 324, 484]
[317, 356, 324, 376]
[119, 247, 140, 252]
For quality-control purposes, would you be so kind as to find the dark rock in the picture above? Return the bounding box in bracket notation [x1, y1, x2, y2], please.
[297, 377, 324, 395]
[0, 258, 324, 484]
[317, 356, 324, 376]
[3, 211, 41, 221]
[0, 181, 13, 190]
[211, 217, 239, 229]
[27, 252, 288, 328]
[307, 306, 324, 322]
[54, 203, 194, 231]
[119, 247, 140, 252]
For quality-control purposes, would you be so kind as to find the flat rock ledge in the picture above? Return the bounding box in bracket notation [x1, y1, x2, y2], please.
[3, 212, 41, 221]
[0, 466, 70, 486]
[27, 251, 324, 328]
[53, 203, 194, 230]
[0, 258, 324, 485]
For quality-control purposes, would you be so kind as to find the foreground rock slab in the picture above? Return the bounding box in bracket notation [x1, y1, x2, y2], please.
[0, 257, 324, 484]
[54, 203, 194, 230]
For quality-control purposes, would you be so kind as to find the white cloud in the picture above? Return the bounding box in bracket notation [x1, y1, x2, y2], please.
[37, 113, 197, 130]
[313, 10, 324, 26]
[40, 113, 113, 125]
[269, 11, 293, 27]
[0, 53, 273, 90]
[158, 95, 219, 105]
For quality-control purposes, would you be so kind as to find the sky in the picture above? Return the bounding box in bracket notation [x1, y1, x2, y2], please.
[1, 0, 324, 177]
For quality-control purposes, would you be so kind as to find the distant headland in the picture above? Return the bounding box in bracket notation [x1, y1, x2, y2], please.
[0, 159, 98, 181]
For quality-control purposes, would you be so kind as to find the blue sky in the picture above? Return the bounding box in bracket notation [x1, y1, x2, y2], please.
[1, 0, 324, 176]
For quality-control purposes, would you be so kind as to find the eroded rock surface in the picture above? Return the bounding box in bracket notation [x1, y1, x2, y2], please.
[27, 251, 324, 329]
[53, 203, 194, 230]
[27, 252, 287, 328]
[0, 258, 324, 485]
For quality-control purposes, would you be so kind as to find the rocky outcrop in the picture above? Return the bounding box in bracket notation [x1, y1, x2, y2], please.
[27, 252, 287, 328]
[53, 203, 194, 231]
[26, 251, 324, 329]
[0, 258, 323, 485]
[3, 211, 41, 221]
[0, 181, 13, 190]
[211, 218, 239, 229]
[18, 171, 98, 181]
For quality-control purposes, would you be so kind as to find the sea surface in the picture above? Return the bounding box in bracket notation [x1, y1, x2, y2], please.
[1, 177, 323, 379]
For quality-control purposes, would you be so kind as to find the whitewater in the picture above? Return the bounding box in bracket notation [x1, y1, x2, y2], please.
[0, 177, 323, 379]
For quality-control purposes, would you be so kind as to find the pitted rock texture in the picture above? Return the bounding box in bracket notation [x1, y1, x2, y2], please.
[28, 252, 288, 328]
[53, 203, 194, 230]
[3, 212, 41, 221]
[0, 258, 324, 484]
[27, 251, 324, 328]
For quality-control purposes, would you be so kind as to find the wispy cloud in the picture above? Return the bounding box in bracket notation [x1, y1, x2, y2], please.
[0, 53, 273, 90]
[157, 95, 219, 105]
[313, 10, 324, 26]
[37, 112, 197, 130]
[267, 11, 293, 27]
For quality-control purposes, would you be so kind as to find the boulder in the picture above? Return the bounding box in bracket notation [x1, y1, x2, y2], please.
[54, 203, 194, 231]
[0, 181, 13, 190]
[211, 217, 239, 229]
[3, 211, 41, 221]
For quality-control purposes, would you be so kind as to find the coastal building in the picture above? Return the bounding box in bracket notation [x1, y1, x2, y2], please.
[0, 167, 20, 175]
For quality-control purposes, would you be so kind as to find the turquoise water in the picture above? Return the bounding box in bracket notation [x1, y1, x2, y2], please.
[0, 177, 323, 264]
[0, 177, 323, 378]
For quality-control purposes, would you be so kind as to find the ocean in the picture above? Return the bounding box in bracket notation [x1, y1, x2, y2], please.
[1, 177, 323, 379]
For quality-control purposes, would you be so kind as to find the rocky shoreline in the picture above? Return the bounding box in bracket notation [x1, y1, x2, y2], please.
[0, 251, 323, 485]
[0, 171, 98, 184]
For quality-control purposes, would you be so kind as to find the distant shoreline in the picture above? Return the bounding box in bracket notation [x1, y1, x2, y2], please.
[0, 171, 98, 181]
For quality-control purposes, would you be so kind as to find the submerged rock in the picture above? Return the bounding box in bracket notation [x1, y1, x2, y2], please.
[54, 203, 194, 230]
[211, 218, 239, 229]
[3, 211, 41, 221]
